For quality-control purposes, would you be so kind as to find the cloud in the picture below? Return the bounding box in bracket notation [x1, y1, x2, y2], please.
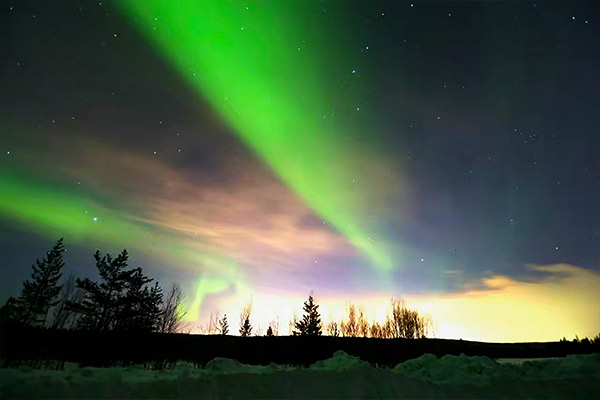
[17, 135, 354, 277]
[412, 264, 600, 342]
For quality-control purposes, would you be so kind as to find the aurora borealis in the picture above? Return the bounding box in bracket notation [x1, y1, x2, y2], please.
[1, 1, 599, 341]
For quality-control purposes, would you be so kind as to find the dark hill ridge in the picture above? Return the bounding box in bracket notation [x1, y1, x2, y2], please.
[1, 324, 597, 368]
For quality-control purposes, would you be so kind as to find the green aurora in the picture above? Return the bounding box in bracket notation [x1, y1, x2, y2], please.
[117, 1, 403, 273]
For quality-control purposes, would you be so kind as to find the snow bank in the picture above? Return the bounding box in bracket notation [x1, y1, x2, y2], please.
[392, 352, 600, 384]
[1, 352, 598, 399]
[310, 350, 372, 371]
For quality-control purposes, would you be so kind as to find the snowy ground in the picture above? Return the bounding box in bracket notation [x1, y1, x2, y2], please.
[1, 351, 598, 399]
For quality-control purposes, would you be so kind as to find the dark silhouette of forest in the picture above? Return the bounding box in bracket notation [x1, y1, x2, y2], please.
[0, 239, 598, 369]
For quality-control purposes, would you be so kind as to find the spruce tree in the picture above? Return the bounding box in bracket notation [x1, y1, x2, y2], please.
[18, 238, 65, 326]
[219, 314, 229, 335]
[239, 317, 252, 337]
[294, 295, 322, 336]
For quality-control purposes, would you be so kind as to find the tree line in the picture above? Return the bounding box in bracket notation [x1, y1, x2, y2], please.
[0, 238, 432, 339]
[0, 238, 185, 333]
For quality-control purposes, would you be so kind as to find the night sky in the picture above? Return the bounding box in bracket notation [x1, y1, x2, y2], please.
[1, 1, 598, 341]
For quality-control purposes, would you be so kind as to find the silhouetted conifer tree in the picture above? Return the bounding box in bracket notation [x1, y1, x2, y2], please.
[70, 249, 163, 331]
[17, 238, 65, 326]
[294, 295, 322, 336]
[115, 268, 163, 331]
[72, 250, 130, 330]
[239, 301, 253, 337]
[240, 317, 252, 337]
[219, 314, 229, 335]
[266, 326, 274, 336]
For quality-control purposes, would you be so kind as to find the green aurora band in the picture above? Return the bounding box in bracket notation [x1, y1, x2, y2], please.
[118, 1, 398, 272]
[0, 169, 246, 320]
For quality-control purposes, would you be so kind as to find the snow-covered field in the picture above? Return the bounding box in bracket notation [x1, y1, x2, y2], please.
[1, 351, 598, 399]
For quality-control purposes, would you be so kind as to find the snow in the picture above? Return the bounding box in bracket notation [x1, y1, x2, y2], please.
[1, 351, 598, 398]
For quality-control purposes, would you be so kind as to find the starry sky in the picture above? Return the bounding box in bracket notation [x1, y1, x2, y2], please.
[1, 1, 599, 341]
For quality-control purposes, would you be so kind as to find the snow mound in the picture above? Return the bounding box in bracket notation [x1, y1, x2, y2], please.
[204, 357, 257, 374]
[1, 354, 599, 399]
[519, 353, 600, 380]
[394, 353, 505, 384]
[393, 353, 600, 384]
[310, 350, 372, 372]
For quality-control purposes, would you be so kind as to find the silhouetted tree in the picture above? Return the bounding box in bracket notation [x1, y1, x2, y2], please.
[240, 317, 252, 337]
[239, 301, 253, 337]
[357, 307, 369, 337]
[50, 274, 84, 330]
[157, 283, 186, 333]
[0, 297, 22, 324]
[266, 326, 274, 336]
[71, 250, 130, 330]
[115, 267, 163, 331]
[326, 321, 340, 337]
[268, 317, 280, 336]
[17, 238, 65, 326]
[388, 297, 431, 338]
[218, 314, 229, 335]
[294, 295, 322, 336]
[370, 321, 383, 338]
[341, 304, 359, 337]
[71, 249, 163, 332]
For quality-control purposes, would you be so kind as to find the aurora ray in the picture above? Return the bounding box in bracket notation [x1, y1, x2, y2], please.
[117, 1, 404, 272]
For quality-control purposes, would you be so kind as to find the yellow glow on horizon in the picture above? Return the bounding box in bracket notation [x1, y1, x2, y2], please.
[189, 264, 600, 342]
